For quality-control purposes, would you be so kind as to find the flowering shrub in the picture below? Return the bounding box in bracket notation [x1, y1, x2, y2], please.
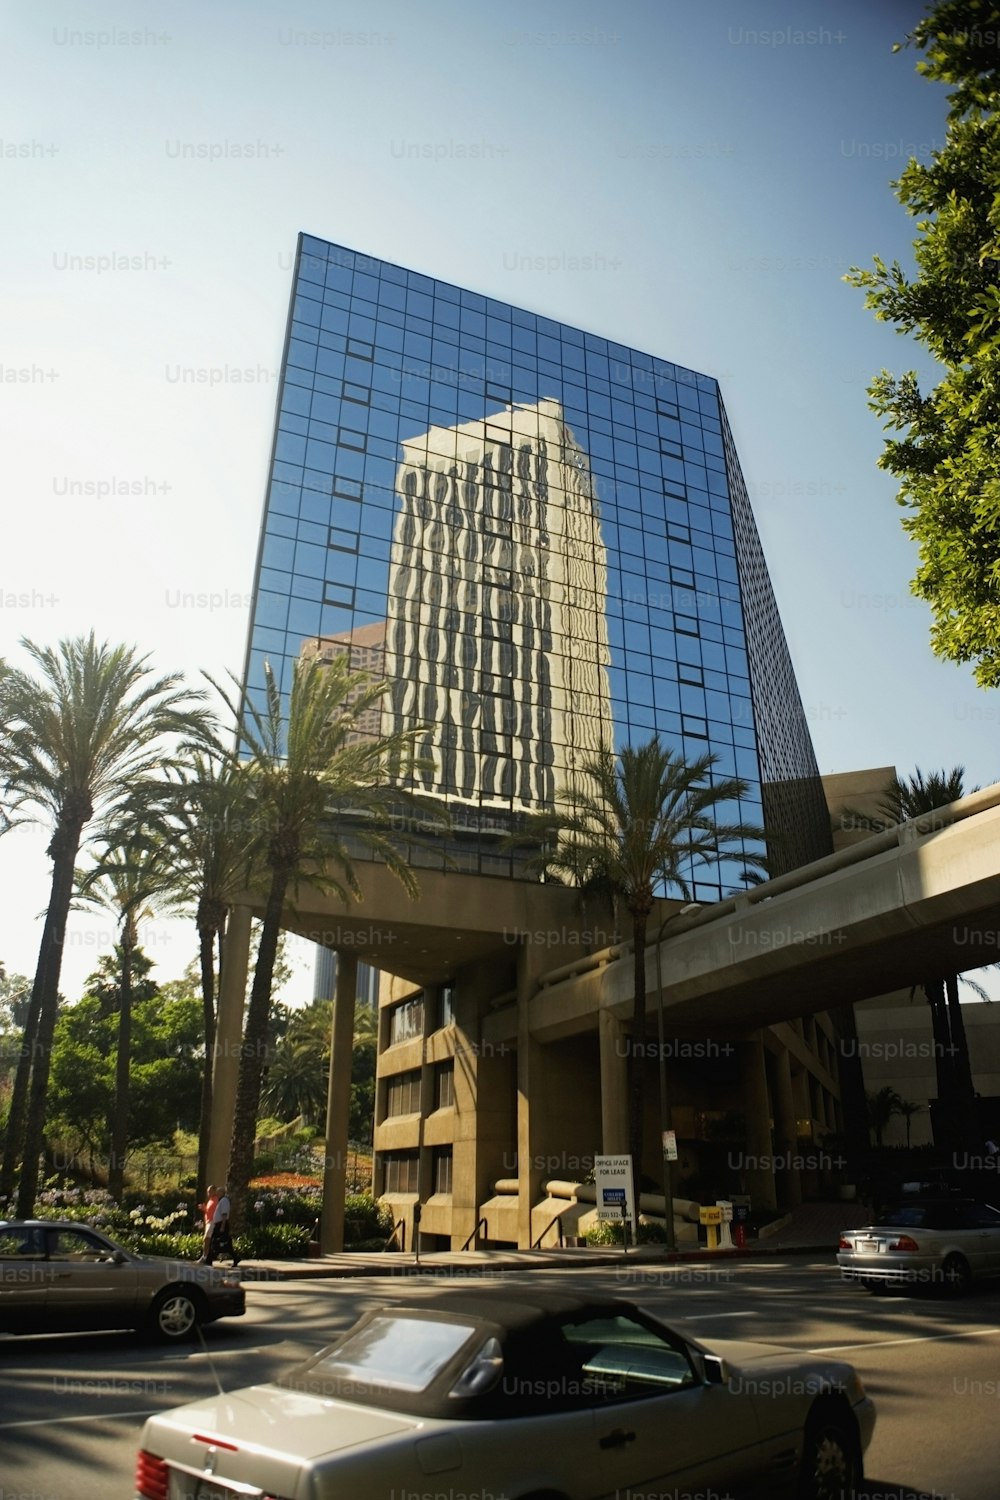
[246, 1178, 321, 1228]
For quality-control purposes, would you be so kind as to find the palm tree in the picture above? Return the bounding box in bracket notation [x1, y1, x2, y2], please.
[895, 1096, 925, 1150]
[867, 1086, 902, 1148]
[512, 736, 765, 1206]
[211, 653, 437, 1226]
[75, 826, 180, 1200]
[0, 634, 204, 1215]
[159, 752, 260, 1201]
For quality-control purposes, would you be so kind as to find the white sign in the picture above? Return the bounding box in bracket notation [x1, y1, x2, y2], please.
[662, 1130, 678, 1162]
[594, 1154, 636, 1229]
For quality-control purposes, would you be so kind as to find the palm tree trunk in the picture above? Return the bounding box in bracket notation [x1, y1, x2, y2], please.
[945, 974, 975, 1096]
[16, 819, 85, 1216]
[195, 917, 218, 1205]
[0, 955, 47, 1199]
[108, 931, 135, 1202]
[227, 866, 290, 1228]
[628, 905, 650, 1222]
[924, 978, 955, 1095]
[945, 974, 978, 1151]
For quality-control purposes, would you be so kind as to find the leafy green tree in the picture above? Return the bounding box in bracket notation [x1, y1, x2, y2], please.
[846, 1, 1000, 685]
[511, 736, 764, 1204]
[261, 998, 378, 1144]
[0, 634, 204, 1214]
[0, 970, 31, 1127]
[211, 654, 435, 1226]
[47, 953, 203, 1178]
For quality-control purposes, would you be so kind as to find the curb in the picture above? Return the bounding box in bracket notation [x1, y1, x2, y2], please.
[233, 1239, 837, 1281]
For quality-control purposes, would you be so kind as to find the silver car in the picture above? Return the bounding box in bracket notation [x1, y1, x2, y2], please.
[0, 1218, 244, 1340]
[838, 1197, 1000, 1294]
[134, 1287, 874, 1500]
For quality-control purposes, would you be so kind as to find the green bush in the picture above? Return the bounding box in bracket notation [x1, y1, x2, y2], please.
[344, 1192, 393, 1243]
[585, 1220, 630, 1246]
[128, 1232, 203, 1259]
[237, 1223, 311, 1258]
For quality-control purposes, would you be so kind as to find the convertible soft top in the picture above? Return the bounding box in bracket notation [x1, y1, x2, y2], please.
[280, 1288, 672, 1420]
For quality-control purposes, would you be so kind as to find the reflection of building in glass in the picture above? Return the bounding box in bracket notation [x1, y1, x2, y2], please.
[384, 400, 614, 817]
[299, 623, 386, 743]
[242, 233, 834, 894]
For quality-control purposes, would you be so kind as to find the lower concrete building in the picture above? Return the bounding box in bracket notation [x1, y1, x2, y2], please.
[372, 907, 849, 1252]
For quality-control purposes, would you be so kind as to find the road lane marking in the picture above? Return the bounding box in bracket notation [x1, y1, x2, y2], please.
[675, 1311, 757, 1320]
[811, 1327, 1000, 1351]
[0, 1408, 160, 1430]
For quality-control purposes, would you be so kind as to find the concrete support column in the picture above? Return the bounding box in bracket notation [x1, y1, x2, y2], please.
[773, 1046, 802, 1207]
[321, 952, 357, 1254]
[741, 1031, 777, 1213]
[206, 904, 252, 1189]
[599, 1009, 629, 1154]
[516, 941, 550, 1249]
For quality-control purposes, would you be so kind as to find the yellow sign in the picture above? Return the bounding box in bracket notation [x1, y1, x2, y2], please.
[699, 1206, 723, 1225]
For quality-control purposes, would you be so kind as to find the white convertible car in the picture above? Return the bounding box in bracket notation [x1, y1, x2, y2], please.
[134, 1287, 874, 1500]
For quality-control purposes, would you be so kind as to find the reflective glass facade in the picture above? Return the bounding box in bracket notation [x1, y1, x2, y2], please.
[243, 234, 831, 900]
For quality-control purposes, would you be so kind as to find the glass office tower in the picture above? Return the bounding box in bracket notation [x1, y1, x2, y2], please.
[243, 234, 831, 900]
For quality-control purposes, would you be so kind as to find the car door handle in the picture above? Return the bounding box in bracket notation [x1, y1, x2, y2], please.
[599, 1428, 636, 1449]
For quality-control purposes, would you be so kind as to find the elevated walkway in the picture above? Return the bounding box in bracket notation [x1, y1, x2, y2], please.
[525, 781, 1000, 1038]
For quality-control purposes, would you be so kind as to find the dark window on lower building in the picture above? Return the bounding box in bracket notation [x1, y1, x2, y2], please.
[386, 1070, 422, 1117]
[433, 1146, 453, 1196]
[435, 1063, 455, 1110]
[382, 1151, 420, 1194]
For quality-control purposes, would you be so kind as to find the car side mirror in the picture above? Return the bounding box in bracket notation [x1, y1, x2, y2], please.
[700, 1354, 728, 1386]
[112, 1249, 128, 1265]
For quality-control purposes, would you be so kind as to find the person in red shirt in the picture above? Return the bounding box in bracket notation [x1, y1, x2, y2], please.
[197, 1185, 218, 1262]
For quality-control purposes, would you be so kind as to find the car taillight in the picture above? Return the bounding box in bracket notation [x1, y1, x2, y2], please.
[888, 1234, 920, 1252]
[838, 1236, 853, 1250]
[134, 1449, 168, 1500]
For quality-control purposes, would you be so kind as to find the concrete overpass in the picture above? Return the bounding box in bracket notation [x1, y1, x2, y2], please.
[524, 781, 1000, 1041]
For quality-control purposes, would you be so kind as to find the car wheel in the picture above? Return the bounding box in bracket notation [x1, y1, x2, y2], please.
[941, 1253, 972, 1297]
[149, 1287, 201, 1341]
[798, 1405, 860, 1500]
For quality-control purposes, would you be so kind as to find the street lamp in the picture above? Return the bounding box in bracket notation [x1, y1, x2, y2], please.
[654, 901, 701, 1251]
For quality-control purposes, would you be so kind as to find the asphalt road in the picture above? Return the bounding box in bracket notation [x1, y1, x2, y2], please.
[0, 1257, 997, 1499]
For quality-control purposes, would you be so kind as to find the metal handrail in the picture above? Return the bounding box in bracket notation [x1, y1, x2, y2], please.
[385, 1217, 406, 1253]
[460, 1216, 488, 1252]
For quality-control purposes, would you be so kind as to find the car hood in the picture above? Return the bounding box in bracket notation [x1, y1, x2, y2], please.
[703, 1337, 823, 1367]
[148, 1382, 422, 1466]
[703, 1337, 864, 1404]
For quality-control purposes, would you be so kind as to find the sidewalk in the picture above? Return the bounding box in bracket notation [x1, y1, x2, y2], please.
[235, 1199, 872, 1281]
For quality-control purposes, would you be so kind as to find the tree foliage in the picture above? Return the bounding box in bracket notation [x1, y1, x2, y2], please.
[0, 633, 205, 1214]
[846, 0, 1000, 685]
[47, 952, 203, 1170]
[212, 654, 437, 1226]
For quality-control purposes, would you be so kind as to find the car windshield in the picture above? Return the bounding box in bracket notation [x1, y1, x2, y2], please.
[306, 1315, 475, 1392]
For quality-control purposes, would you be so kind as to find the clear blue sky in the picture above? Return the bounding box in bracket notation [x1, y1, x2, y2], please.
[4, 0, 988, 1006]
